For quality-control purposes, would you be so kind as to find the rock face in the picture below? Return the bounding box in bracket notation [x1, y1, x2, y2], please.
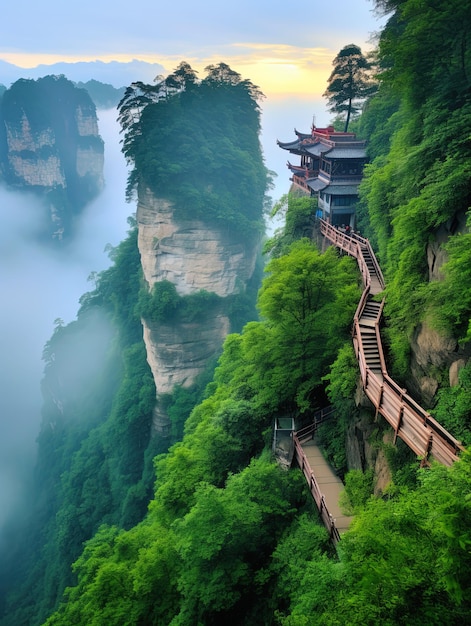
[408, 212, 470, 406]
[0, 76, 104, 241]
[137, 187, 259, 435]
[5, 118, 65, 186]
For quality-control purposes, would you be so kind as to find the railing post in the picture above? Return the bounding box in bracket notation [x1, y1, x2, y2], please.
[393, 404, 404, 444]
[375, 384, 384, 421]
[421, 432, 433, 467]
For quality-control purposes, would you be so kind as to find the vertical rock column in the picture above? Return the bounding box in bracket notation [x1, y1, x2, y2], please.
[136, 187, 258, 436]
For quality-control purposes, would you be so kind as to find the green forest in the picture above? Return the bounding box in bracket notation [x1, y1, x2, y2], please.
[118, 61, 268, 237]
[1, 0, 471, 624]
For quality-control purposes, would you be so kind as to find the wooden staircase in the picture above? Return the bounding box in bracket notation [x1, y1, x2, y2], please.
[292, 220, 465, 543]
[360, 244, 383, 295]
[318, 218, 464, 466]
[358, 298, 384, 379]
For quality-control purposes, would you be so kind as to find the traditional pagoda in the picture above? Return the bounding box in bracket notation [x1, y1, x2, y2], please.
[277, 125, 367, 227]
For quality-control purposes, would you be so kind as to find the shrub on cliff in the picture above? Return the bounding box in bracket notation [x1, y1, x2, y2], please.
[136, 281, 222, 324]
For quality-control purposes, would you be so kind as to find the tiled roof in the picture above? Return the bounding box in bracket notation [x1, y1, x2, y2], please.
[287, 162, 307, 175]
[323, 184, 360, 195]
[322, 147, 367, 159]
[295, 129, 312, 139]
[307, 178, 328, 192]
[277, 139, 302, 151]
[304, 142, 329, 157]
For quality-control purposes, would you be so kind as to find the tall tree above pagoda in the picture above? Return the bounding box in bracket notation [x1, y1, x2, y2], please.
[323, 44, 376, 131]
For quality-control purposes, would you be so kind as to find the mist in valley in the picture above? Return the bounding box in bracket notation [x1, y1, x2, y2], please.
[0, 109, 131, 539]
[0, 93, 329, 550]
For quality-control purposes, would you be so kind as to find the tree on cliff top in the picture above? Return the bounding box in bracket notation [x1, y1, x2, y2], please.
[118, 62, 269, 236]
[323, 44, 376, 132]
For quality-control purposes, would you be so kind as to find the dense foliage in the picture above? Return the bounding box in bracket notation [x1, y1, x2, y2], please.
[1, 75, 94, 130]
[41, 237, 359, 625]
[274, 452, 471, 626]
[0, 64, 268, 626]
[118, 62, 269, 236]
[356, 0, 471, 385]
[27, 200, 471, 626]
[3, 1, 471, 623]
[264, 193, 318, 257]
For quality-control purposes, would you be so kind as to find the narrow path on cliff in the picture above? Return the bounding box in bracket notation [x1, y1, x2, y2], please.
[292, 219, 465, 541]
[318, 218, 464, 467]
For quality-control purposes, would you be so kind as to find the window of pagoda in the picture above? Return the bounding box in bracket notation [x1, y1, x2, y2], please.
[332, 195, 357, 207]
[320, 158, 331, 176]
[330, 160, 365, 177]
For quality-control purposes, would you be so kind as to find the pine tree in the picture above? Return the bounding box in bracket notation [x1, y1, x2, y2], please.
[323, 44, 376, 131]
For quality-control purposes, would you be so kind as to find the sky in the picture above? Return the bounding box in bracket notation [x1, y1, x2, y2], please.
[2, 0, 384, 99]
[0, 0, 386, 203]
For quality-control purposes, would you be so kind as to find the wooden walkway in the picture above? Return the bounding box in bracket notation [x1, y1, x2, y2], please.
[293, 420, 351, 544]
[301, 439, 353, 534]
[292, 219, 465, 542]
[319, 219, 464, 466]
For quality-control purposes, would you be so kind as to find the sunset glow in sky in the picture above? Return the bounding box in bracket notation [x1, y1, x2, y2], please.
[2, 0, 384, 97]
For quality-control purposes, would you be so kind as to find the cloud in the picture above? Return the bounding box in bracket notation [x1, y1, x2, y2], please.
[0, 109, 131, 532]
[1, 0, 382, 56]
[0, 0, 384, 88]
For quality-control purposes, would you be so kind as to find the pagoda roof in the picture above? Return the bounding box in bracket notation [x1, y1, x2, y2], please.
[306, 179, 360, 195]
[322, 147, 367, 159]
[279, 136, 367, 157]
[307, 178, 328, 192]
[295, 129, 313, 140]
[287, 161, 308, 176]
[322, 183, 360, 195]
[304, 142, 329, 157]
[277, 138, 304, 152]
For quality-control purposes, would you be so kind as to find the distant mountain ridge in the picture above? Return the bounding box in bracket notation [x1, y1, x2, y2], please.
[0, 58, 166, 89]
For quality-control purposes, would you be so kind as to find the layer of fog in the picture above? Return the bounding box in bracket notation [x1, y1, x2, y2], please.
[0, 95, 330, 541]
[0, 109, 131, 534]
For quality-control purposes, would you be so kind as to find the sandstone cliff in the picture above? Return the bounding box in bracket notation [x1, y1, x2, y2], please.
[137, 187, 260, 435]
[408, 211, 470, 406]
[0, 75, 104, 241]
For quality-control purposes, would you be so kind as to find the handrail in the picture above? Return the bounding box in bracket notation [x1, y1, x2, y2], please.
[364, 238, 385, 289]
[293, 433, 341, 543]
[296, 406, 336, 443]
[291, 217, 464, 542]
[319, 218, 464, 466]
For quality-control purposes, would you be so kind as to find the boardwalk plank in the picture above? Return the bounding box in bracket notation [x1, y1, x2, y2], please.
[301, 440, 353, 533]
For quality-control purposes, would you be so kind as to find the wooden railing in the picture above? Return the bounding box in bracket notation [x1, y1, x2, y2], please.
[319, 221, 385, 292]
[293, 433, 341, 544]
[293, 406, 342, 541]
[290, 219, 464, 541]
[296, 406, 336, 443]
[319, 218, 465, 466]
